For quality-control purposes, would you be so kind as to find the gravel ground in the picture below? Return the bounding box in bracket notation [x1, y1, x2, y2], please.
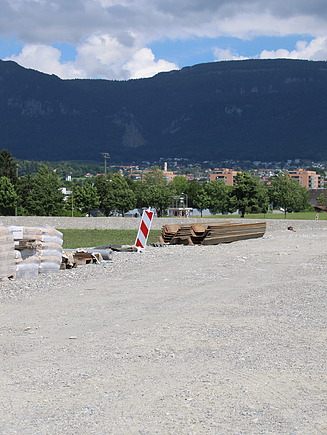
[0, 217, 326, 434]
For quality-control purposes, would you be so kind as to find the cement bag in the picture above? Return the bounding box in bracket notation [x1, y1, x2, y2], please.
[38, 226, 63, 274]
[15, 250, 39, 279]
[0, 225, 16, 279]
[40, 225, 63, 245]
[22, 226, 43, 242]
[39, 255, 63, 274]
[40, 242, 63, 258]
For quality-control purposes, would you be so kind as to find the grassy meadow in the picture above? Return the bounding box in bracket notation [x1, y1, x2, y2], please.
[60, 228, 162, 249]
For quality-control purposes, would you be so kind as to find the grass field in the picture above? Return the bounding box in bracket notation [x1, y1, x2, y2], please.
[59, 229, 162, 249]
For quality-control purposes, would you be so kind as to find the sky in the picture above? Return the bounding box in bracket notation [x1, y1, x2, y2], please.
[1, 0, 327, 81]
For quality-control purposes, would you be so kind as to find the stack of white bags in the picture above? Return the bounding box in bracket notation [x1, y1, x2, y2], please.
[0, 224, 63, 280]
[0, 225, 16, 279]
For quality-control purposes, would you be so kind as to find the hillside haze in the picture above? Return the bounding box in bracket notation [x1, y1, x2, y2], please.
[1, 58, 327, 163]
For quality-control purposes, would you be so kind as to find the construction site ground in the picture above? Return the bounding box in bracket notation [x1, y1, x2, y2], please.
[0, 216, 326, 434]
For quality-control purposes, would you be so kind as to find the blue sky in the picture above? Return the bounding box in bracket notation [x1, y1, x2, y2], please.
[0, 0, 326, 80]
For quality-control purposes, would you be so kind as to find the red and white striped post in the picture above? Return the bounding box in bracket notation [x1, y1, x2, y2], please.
[134, 208, 155, 251]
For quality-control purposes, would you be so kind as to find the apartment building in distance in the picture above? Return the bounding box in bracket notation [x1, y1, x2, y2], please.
[209, 168, 239, 185]
[288, 168, 324, 189]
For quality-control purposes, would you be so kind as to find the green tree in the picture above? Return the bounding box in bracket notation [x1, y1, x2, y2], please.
[169, 176, 189, 195]
[184, 180, 203, 208]
[142, 184, 172, 217]
[0, 149, 18, 184]
[192, 185, 210, 217]
[131, 180, 147, 210]
[103, 174, 136, 216]
[72, 183, 100, 216]
[94, 175, 112, 216]
[316, 190, 327, 207]
[24, 166, 65, 216]
[205, 180, 236, 215]
[0, 176, 19, 215]
[15, 174, 34, 215]
[232, 172, 269, 218]
[269, 173, 311, 217]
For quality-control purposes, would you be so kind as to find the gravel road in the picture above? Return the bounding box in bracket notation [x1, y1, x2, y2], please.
[0, 217, 326, 434]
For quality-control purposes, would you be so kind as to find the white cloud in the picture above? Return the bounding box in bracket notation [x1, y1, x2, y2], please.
[213, 36, 327, 63]
[259, 36, 327, 60]
[5, 44, 84, 78]
[75, 34, 177, 79]
[123, 48, 178, 79]
[213, 47, 247, 61]
[74, 33, 138, 80]
[5, 35, 178, 80]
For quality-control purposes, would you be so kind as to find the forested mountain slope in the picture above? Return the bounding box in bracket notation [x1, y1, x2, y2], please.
[0, 58, 327, 162]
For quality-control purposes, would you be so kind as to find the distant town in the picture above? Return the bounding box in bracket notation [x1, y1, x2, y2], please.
[65, 158, 326, 190]
[3, 151, 325, 218]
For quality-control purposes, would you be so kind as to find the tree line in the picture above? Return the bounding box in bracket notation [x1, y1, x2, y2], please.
[0, 149, 314, 217]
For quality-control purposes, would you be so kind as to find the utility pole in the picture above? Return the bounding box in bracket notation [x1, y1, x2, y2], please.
[101, 153, 110, 176]
[71, 187, 74, 218]
[15, 164, 19, 216]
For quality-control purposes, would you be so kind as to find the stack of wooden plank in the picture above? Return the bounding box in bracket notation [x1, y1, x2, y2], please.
[161, 221, 266, 245]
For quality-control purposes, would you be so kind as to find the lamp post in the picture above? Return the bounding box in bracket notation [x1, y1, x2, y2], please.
[15, 164, 19, 216]
[71, 187, 74, 218]
[101, 153, 110, 176]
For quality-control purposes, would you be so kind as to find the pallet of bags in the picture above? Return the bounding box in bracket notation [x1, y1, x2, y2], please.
[15, 249, 39, 279]
[9, 225, 41, 278]
[18, 225, 63, 274]
[9, 225, 63, 277]
[38, 225, 63, 274]
[0, 224, 16, 280]
[10, 225, 41, 278]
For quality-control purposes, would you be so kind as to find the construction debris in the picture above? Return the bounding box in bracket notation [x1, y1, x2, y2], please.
[79, 248, 113, 260]
[70, 250, 103, 266]
[161, 221, 266, 245]
[61, 251, 76, 270]
[93, 244, 137, 253]
[62, 249, 101, 267]
[61, 248, 114, 269]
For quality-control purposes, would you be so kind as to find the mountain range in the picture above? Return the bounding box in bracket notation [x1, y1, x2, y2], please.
[1, 58, 327, 163]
